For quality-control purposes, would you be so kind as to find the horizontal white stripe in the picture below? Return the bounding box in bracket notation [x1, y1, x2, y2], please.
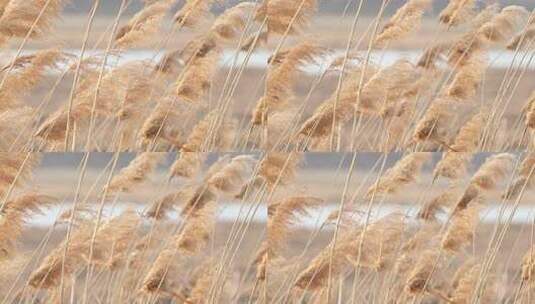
[3, 49, 535, 75]
[29, 202, 535, 229]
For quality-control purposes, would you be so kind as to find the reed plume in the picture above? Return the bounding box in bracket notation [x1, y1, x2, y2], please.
[258, 108, 299, 149]
[207, 155, 256, 194]
[454, 153, 514, 212]
[469, 4, 501, 29]
[420, 31, 484, 70]
[175, 3, 254, 103]
[29, 211, 139, 288]
[181, 183, 217, 218]
[433, 111, 486, 180]
[417, 42, 450, 69]
[55, 204, 95, 226]
[297, 99, 352, 141]
[385, 81, 439, 150]
[293, 231, 352, 291]
[203, 154, 232, 180]
[477, 6, 529, 44]
[406, 256, 456, 303]
[29, 227, 90, 288]
[35, 102, 90, 143]
[295, 215, 404, 291]
[503, 153, 535, 199]
[412, 97, 458, 148]
[232, 151, 296, 197]
[140, 249, 178, 295]
[375, 0, 432, 47]
[142, 202, 215, 295]
[450, 262, 497, 303]
[37, 61, 162, 146]
[406, 250, 444, 299]
[521, 246, 535, 283]
[174, 0, 214, 27]
[417, 190, 458, 220]
[235, 176, 265, 200]
[413, 45, 487, 152]
[209, 2, 255, 41]
[0, 0, 9, 17]
[508, 19, 535, 50]
[0, 0, 65, 42]
[0, 49, 66, 112]
[524, 91, 535, 129]
[156, 35, 220, 75]
[258, 152, 300, 189]
[240, 30, 269, 52]
[256, 0, 316, 35]
[90, 211, 141, 270]
[0, 254, 30, 298]
[0, 107, 34, 151]
[344, 215, 405, 270]
[174, 38, 220, 104]
[442, 202, 480, 253]
[381, 99, 417, 151]
[267, 196, 322, 255]
[154, 48, 184, 75]
[449, 111, 487, 152]
[421, 4, 512, 71]
[0, 193, 55, 258]
[106, 152, 165, 193]
[414, 44, 487, 149]
[117, 68, 168, 131]
[417, 4, 496, 67]
[185, 261, 217, 303]
[366, 152, 430, 198]
[138, 98, 197, 149]
[393, 223, 440, 277]
[146, 185, 196, 219]
[176, 155, 231, 215]
[252, 41, 326, 125]
[115, 0, 174, 48]
[439, 0, 477, 27]
[181, 110, 234, 152]
[450, 259, 476, 290]
[297, 66, 377, 140]
[357, 60, 419, 115]
[169, 152, 205, 180]
[445, 51, 486, 100]
[0, 153, 40, 196]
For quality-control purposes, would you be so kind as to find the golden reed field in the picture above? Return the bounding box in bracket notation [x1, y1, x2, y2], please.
[0, 0, 532, 151]
[1, 0, 535, 303]
[3, 152, 535, 303]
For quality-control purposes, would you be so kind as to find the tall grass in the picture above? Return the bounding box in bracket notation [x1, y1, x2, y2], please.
[0, 0, 530, 151]
[0, 0, 535, 303]
[0, 152, 533, 303]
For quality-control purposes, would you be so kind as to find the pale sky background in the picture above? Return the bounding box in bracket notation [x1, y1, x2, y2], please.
[64, 0, 535, 16]
[40, 152, 509, 171]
